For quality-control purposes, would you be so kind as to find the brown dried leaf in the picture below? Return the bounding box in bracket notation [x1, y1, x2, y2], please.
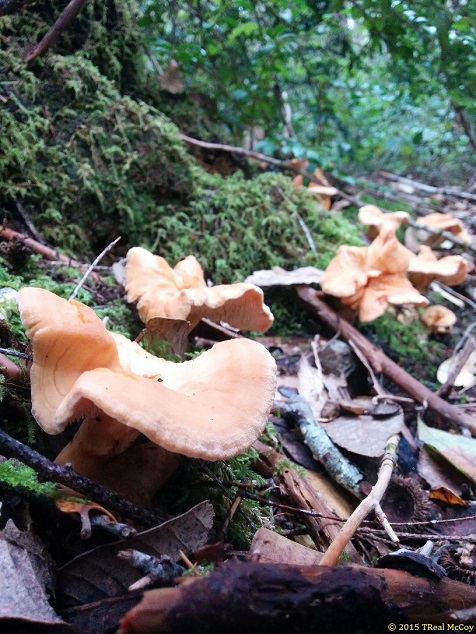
[250, 527, 323, 565]
[429, 487, 466, 507]
[322, 408, 403, 458]
[0, 521, 65, 628]
[57, 501, 214, 604]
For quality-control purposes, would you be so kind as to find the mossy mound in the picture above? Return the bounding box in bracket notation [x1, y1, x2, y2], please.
[1, 0, 363, 282]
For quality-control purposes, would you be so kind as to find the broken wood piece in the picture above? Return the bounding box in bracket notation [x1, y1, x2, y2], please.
[320, 433, 400, 566]
[297, 287, 476, 434]
[118, 559, 476, 633]
[277, 396, 365, 498]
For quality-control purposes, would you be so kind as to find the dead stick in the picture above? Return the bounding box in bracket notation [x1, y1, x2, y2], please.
[23, 0, 90, 63]
[320, 434, 400, 566]
[179, 133, 361, 206]
[0, 429, 161, 528]
[297, 287, 476, 434]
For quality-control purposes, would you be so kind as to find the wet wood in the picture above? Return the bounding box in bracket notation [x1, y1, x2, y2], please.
[118, 560, 476, 633]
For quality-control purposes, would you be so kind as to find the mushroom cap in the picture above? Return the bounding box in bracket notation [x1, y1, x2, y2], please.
[416, 213, 472, 245]
[408, 245, 469, 291]
[19, 288, 277, 460]
[55, 337, 277, 460]
[421, 305, 457, 335]
[125, 247, 274, 332]
[320, 226, 427, 321]
[358, 205, 409, 234]
[17, 287, 122, 433]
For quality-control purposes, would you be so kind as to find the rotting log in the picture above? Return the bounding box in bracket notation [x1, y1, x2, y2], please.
[297, 287, 476, 434]
[118, 560, 476, 633]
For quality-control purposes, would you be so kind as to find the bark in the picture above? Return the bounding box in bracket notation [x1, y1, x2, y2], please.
[118, 560, 476, 633]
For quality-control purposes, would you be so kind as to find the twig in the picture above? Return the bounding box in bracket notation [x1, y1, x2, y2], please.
[0, 428, 162, 528]
[15, 202, 46, 244]
[179, 133, 361, 206]
[23, 0, 90, 63]
[276, 397, 365, 498]
[437, 335, 475, 399]
[0, 347, 32, 360]
[320, 433, 400, 566]
[297, 287, 476, 434]
[68, 236, 121, 301]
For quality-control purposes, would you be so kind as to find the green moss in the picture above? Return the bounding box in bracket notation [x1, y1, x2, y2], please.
[0, 459, 58, 497]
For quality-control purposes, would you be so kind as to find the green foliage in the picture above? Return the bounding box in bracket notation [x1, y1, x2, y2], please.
[140, 0, 476, 183]
[0, 459, 58, 497]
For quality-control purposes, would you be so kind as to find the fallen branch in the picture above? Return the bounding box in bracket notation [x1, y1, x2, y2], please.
[179, 133, 361, 206]
[0, 429, 162, 528]
[320, 434, 400, 566]
[297, 287, 476, 434]
[118, 559, 476, 633]
[23, 0, 90, 64]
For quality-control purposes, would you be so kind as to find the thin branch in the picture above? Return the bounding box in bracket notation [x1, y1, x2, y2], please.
[320, 433, 400, 566]
[68, 236, 121, 301]
[297, 287, 476, 434]
[23, 0, 90, 64]
[0, 429, 162, 528]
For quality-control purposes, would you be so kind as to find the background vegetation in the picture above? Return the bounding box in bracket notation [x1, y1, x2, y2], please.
[141, 0, 476, 184]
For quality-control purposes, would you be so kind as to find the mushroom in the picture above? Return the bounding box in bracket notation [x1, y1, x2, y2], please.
[358, 205, 409, 239]
[18, 287, 277, 492]
[420, 305, 457, 335]
[125, 247, 274, 334]
[320, 226, 428, 322]
[407, 245, 470, 292]
[414, 213, 472, 247]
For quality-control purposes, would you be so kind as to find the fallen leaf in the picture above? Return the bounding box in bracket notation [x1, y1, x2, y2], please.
[429, 487, 466, 506]
[0, 520, 65, 628]
[322, 408, 403, 458]
[437, 351, 476, 389]
[244, 266, 323, 287]
[250, 527, 323, 565]
[417, 446, 470, 493]
[418, 419, 476, 485]
[58, 501, 214, 604]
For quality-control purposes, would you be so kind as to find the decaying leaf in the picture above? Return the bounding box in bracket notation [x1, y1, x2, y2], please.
[429, 487, 466, 507]
[321, 400, 403, 458]
[437, 351, 476, 389]
[250, 527, 323, 565]
[0, 520, 65, 628]
[418, 419, 476, 485]
[244, 266, 323, 288]
[58, 501, 214, 604]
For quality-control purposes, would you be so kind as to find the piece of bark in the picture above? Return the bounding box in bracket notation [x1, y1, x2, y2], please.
[297, 287, 476, 434]
[118, 560, 476, 633]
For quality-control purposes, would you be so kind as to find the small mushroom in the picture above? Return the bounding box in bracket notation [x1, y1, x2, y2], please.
[414, 213, 472, 247]
[125, 247, 274, 333]
[408, 245, 470, 292]
[18, 288, 277, 490]
[420, 305, 457, 335]
[320, 226, 428, 322]
[358, 205, 409, 239]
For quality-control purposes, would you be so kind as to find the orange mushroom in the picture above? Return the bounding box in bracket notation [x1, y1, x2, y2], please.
[415, 213, 472, 247]
[18, 288, 277, 489]
[125, 247, 274, 333]
[420, 305, 457, 335]
[358, 205, 409, 239]
[320, 226, 428, 322]
[407, 245, 470, 292]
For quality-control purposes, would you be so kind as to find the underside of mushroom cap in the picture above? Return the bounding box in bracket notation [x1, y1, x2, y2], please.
[17, 287, 121, 433]
[54, 338, 277, 460]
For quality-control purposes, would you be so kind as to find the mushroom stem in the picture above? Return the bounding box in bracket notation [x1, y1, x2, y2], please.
[55, 413, 140, 477]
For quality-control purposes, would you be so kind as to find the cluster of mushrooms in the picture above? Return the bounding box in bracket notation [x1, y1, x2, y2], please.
[18, 248, 277, 503]
[320, 205, 472, 331]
